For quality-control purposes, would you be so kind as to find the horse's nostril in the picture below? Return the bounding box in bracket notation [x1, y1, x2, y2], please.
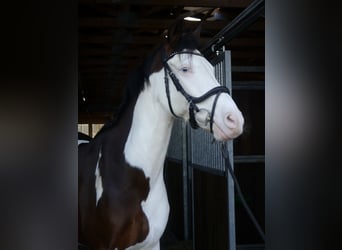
[225, 113, 238, 129]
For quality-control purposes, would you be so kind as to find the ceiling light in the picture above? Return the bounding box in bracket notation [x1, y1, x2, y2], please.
[184, 16, 201, 22]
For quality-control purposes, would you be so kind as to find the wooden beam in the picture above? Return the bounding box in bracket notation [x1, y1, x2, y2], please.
[226, 37, 264, 48]
[79, 35, 160, 45]
[128, 0, 253, 8]
[79, 18, 172, 29]
[79, 0, 253, 8]
[79, 17, 262, 35]
[79, 63, 138, 73]
[79, 58, 113, 65]
[79, 48, 112, 56]
[79, 67, 113, 73]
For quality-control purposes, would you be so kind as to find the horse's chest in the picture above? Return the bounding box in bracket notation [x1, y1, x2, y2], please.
[127, 178, 170, 250]
[91, 189, 150, 249]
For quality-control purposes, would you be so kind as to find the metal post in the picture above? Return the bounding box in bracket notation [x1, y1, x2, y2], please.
[182, 121, 189, 240]
[201, 0, 265, 57]
[224, 51, 236, 250]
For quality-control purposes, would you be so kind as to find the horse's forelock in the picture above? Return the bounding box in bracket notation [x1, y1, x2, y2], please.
[169, 32, 199, 52]
[144, 31, 199, 78]
[167, 20, 200, 51]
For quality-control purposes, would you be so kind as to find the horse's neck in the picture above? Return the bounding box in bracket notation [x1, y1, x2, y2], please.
[124, 84, 173, 186]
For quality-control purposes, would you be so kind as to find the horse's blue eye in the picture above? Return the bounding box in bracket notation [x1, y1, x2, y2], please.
[181, 67, 189, 72]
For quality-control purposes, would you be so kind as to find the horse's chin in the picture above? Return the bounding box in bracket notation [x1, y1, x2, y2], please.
[212, 123, 233, 142]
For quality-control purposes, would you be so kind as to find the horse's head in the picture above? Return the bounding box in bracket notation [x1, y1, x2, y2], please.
[148, 21, 244, 141]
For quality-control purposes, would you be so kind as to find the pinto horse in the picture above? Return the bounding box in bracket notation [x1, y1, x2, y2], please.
[78, 22, 244, 250]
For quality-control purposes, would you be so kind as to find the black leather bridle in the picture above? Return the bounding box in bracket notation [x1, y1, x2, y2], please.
[163, 51, 230, 133]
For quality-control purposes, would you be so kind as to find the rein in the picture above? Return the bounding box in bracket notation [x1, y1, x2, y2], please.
[220, 143, 266, 242]
[163, 51, 230, 133]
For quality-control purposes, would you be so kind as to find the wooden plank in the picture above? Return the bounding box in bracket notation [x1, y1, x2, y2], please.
[78, 112, 116, 124]
[79, 51, 138, 58]
[79, 35, 160, 45]
[79, 17, 239, 30]
[128, 0, 253, 8]
[79, 65, 138, 74]
[79, 58, 113, 65]
[226, 37, 264, 47]
[79, 0, 253, 8]
[79, 18, 173, 29]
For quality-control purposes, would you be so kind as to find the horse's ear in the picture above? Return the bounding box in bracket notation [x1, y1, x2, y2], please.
[167, 20, 183, 44]
[166, 20, 201, 51]
[167, 20, 200, 41]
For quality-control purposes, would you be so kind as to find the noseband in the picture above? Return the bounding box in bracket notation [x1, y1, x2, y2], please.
[163, 51, 230, 133]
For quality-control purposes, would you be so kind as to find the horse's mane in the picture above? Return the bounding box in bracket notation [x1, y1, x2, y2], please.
[94, 21, 201, 137]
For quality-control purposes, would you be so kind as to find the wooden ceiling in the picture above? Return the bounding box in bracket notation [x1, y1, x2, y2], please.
[79, 0, 265, 123]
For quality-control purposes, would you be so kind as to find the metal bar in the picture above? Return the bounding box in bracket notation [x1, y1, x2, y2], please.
[201, 0, 265, 57]
[231, 66, 265, 72]
[191, 164, 226, 177]
[233, 82, 264, 90]
[236, 244, 265, 249]
[233, 84, 264, 91]
[224, 51, 236, 250]
[182, 121, 189, 240]
[234, 155, 265, 163]
[233, 80, 264, 85]
[190, 166, 196, 250]
[165, 158, 182, 164]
